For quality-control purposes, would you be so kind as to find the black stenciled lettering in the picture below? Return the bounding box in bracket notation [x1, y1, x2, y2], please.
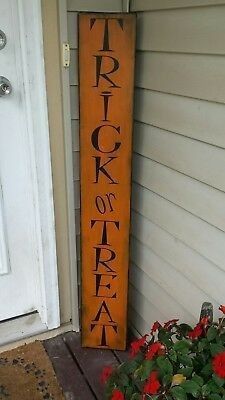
[91, 220, 119, 246]
[101, 91, 112, 121]
[90, 18, 124, 52]
[91, 125, 121, 154]
[95, 193, 116, 214]
[93, 300, 115, 322]
[93, 156, 118, 184]
[94, 273, 117, 298]
[93, 247, 116, 273]
[94, 55, 120, 88]
[90, 323, 117, 347]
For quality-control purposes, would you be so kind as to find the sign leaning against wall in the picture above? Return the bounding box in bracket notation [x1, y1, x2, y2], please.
[79, 13, 136, 350]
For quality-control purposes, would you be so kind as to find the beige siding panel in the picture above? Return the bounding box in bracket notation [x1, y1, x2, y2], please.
[70, 50, 78, 86]
[130, 263, 196, 321]
[132, 183, 225, 271]
[136, 52, 225, 104]
[136, 7, 225, 54]
[73, 151, 80, 181]
[67, 0, 122, 12]
[128, 306, 149, 336]
[133, 154, 225, 232]
[68, 12, 78, 49]
[134, 89, 225, 149]
[134, 123, 225, 193]
[71, 120, 79, 151]
[74, 180, 80, 209]
[130, 223, 225, 307]
[70, 86, 79, 119]
[131, 0, 225, 11]
[129, 285, 167, 325]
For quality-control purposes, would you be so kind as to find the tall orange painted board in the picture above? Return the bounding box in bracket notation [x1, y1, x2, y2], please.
[79, 13, 136, 350]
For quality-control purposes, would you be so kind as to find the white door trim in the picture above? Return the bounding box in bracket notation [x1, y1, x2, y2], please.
[16, 0, 60, 330]
[58, 0, 80, 331]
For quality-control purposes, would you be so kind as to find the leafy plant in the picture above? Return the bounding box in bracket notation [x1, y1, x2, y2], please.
[101, 306, 225, 400]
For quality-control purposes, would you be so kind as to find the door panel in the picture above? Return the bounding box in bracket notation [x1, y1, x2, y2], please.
[0, 0, 38, 321]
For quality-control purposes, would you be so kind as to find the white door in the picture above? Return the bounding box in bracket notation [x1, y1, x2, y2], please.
[0, 0, 60, 334]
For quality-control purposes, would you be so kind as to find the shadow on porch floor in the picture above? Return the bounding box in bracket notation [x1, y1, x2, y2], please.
[44, 332, 130, 400]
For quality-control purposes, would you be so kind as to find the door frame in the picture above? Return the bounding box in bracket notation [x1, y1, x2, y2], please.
[16, 0, 60, 330]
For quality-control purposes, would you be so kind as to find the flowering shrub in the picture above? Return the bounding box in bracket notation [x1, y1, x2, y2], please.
[101, 306, 225, 400]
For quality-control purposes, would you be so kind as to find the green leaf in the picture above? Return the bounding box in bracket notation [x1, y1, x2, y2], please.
[208, 394, 222, 400]
[213, 373, 225, 387]
[119, 373, 130, 387]
[178, 324, 193, 336]
[201, 362, 213, 377]
[202, 384, 211, 397]
[177, 367, 193, 378]
[163, 374, 173, 386]
[170, 386, 187, 400]
[158, 329, 173, 348]
[140, 360, 155, 381]
[126, 361, 139, 374]
[207, 327, 218, 342]
[192, 374, 204, 387]
[125, 386, 134, 400]
[207, 380, 221, 394]
[168, 349, 177, 363]
[178, 354, 193, 367]
[174, 340, 191, 354]
[131, 394, 142, 400]
[198, 338, 209, 352]
[210, 343, 225, 356]
[181, 380, 201, 398]
[156, 356, 173, 375]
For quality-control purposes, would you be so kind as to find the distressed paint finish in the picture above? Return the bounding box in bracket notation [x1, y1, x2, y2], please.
[79, 13, 136, 349]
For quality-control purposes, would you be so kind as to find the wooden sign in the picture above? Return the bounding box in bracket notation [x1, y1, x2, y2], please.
[79, 13, 136, 350]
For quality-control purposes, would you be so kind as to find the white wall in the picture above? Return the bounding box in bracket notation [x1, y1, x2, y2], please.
[129, 0, 225, 334]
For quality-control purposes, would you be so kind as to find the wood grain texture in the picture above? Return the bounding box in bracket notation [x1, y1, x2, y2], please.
[44, 336, 95, 400]
[79, 13, 135, 349]
[64, 332, 119, 398]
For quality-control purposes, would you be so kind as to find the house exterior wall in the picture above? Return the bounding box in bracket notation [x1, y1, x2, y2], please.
[68, 0, 225, 335]
[129, 0, 225, 334]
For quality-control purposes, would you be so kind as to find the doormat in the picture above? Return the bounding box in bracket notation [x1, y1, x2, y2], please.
[0, 341, 64, 400]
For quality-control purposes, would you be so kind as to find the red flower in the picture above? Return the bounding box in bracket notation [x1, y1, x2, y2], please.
[111, 389, 124, 400]
[130, 335, 148, 357]
[200, 316, 209, 327]
[151, 321, 161, 335]
[100, 366, 113, 384]
[188, 323, 203, 340]
[143, 371, 161, 395]
[146, 342, 164, 360]
[219, 305, 225, 314]
[164, 319, 179, 330]
[213, 352, 225, 379]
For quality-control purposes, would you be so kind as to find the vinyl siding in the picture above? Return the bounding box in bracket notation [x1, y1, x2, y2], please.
[68, 0, 225, 336]
[130, 1, 225, 334]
